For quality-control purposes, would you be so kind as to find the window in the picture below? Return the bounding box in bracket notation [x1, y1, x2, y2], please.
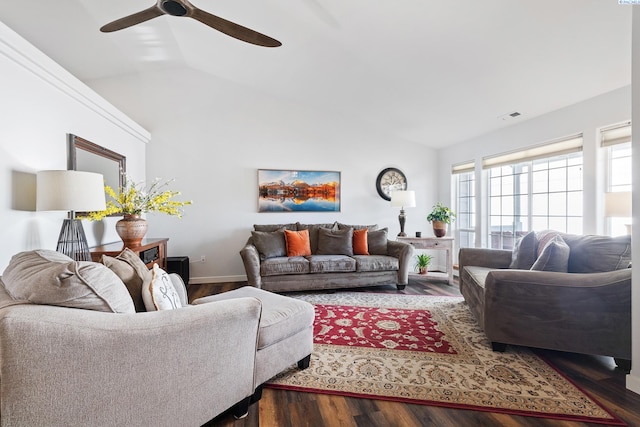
[484, 135, 583, 249]
[602, 122, 632, 236]
[453, 162, 476, 249]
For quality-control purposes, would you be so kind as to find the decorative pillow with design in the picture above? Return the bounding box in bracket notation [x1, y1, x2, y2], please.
[353, 228, 369, 255]
[530, 234, 570, 272]
[251, 229, 287, 260]
[317, 227, 354, 256]
[101, 248, 151, 312]
[142, 264, 183, 311]
[284, 229, 312, 257]
[508, 231, 538, 269]
[1, 249, 134, 313]
[367, 228, 389, 255]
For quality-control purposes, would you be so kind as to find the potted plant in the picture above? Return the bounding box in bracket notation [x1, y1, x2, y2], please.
[427, 202, 456, 237]
[414, 253, 432, 274]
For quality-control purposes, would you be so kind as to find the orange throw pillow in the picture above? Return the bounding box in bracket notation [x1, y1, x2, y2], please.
[284, 229, 312, 257]
[353, 228, 369, 255]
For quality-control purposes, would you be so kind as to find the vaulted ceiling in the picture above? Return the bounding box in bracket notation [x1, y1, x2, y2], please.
[0, 0, 632, 148]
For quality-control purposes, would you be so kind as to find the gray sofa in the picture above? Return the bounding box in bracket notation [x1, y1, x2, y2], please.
[240, 222, 414, 292]
[0, 249, 263, 426]
[459, 230, 632, 369]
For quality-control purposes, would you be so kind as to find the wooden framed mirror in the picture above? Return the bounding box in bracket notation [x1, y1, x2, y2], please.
[68, 134, 126, 213]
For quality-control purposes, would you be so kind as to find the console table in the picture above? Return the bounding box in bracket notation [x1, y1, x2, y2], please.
[397, 236, 454, 285]
[90, 238, 169, 270]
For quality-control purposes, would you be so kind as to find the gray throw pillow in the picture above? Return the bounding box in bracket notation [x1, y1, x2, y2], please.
[101, 248, 152, 312]
[253, 223, 297, 232]
[530, 235, 570, 272]
[336, 222, 379, 231]
[317, 227, 354, 256]
[368, 228, 389, 255]
[509, 231, 537, 269]
[297, 223, 336, 254]
[251, 229, 287, 259]
[1, 249, 135, 313]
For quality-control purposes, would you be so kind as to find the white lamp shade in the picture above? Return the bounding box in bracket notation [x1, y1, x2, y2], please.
[390, 190, 416, 208]
[37, 170, 106, 212]
[604, 191, 632, 217]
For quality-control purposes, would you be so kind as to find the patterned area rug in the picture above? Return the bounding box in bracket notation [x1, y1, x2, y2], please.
[266, 292, 624, 425]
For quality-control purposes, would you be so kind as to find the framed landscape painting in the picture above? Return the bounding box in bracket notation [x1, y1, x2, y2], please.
[258, 169, 341, 212]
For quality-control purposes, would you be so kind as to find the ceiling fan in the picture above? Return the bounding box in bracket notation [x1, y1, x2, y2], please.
[100, 0, 282, 47]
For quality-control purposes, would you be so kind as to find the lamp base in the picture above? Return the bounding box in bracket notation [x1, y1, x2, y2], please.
[398, 208, 407, 237]
[56, 218, 91, 261]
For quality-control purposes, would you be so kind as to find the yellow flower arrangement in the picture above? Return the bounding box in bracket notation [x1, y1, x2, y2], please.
[83, 176, 192, 221]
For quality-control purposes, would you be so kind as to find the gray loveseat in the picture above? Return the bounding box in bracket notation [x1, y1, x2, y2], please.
[240, 222, 414, 292]
[459, 230, 632, 369]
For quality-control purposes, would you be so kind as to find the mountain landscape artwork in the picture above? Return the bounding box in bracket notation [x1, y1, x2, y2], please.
[258, 169, 340, 212]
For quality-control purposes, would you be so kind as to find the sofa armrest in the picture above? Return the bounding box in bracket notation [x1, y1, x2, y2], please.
[0, 298, 262, 427]
[483, 268, 631, 359]
[388, 240, 414, 286]
[458, 247, 512, 272]
[240, 243, 262, 288]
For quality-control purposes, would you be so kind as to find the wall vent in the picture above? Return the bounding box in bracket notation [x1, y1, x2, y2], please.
[498, 111, 522, 121]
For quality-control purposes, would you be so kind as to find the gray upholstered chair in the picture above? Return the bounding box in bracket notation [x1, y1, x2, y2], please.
[0, 250, 262, 426]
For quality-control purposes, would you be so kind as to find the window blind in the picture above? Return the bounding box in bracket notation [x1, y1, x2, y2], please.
[600, 121, 631, 147]
[482, 134, 583, 169]
[451, 161, 474, 174]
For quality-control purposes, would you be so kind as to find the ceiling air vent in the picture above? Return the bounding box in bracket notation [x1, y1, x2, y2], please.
[498, 111, 522, 121]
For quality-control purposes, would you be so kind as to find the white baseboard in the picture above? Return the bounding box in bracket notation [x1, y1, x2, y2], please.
[627, 372, 640, 395]
[189, 275, 247, 285]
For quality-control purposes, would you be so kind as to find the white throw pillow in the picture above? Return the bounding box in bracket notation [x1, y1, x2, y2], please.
[142, 264, 183, 311]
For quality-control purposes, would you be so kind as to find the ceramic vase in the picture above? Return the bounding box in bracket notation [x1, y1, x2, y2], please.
[115, 214, 148, 247]
[432, 221, 447, 237]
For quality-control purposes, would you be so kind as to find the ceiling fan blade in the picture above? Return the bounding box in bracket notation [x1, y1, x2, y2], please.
[189, 8, 281, 47]
[100, 5, 165, 33]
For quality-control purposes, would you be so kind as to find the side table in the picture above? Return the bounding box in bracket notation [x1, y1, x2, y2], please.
[397, 236, 454, 285]
[90, 238, 169, 270]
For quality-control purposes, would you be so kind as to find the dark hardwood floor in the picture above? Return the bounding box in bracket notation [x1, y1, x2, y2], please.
[190, 275, 640, 427]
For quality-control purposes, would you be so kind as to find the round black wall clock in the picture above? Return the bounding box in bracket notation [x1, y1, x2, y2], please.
[376, 167, 407, 201]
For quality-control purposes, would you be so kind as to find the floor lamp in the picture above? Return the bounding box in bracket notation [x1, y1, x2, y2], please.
[36, 170, 106, 261]
[391, 190, 416, 237]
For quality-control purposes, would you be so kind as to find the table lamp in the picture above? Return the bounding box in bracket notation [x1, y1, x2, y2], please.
[37, 170, 106, 261]
[391, 190, 416, 237]
[605, 191, 632, 235]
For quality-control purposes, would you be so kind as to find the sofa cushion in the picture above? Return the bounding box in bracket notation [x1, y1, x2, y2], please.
[317, 227, 354, 256]
[252, 229, 287, 260]
[563, 234, 632, 273]
[1, 249, 135, 313]
[296, 223, 336, 254]
[508, 231, 537, 270]
[353, 255, 398, 272]
[336, 222, 379, 231]
[535, 230, 561, 258]
[261, 257, 310, 276]
[368, 228, 389, 255]
[254, 223, 297, 232]
[353, 228, 369, 255]
[530, 235, 570, 272]
[284, 229, 312, 257]
[101, 248, 151, 312]
[142, 264, 183, 311]
[308, 255, 356, 273]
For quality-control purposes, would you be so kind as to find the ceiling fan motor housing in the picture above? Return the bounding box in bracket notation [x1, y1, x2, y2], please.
[162, 0, 188, 16]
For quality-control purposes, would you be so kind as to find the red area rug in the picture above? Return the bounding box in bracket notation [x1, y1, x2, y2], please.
[266, 293, 625, 426]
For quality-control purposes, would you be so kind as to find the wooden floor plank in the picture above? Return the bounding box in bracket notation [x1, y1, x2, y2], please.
[192, 277, 640, 427]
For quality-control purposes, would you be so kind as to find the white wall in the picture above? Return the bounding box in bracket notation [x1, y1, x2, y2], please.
[0, 22, 149, 270]
[87, 67, 438, 282]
